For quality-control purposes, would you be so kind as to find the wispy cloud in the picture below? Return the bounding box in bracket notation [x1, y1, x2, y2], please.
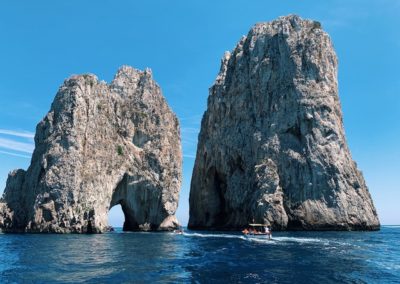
[183, 154, 196, 159]
[181, 127, 200, 159]
[318, 3, 371, 31]
[0, 129, 35, 158]
[0, 150, 31, 159]
[181, 128, 199, 144]
[0, 137, 34, 153]
[0, 129, 35, 139]
[181, 127, 199, 133]
[322, 19, 348, 29]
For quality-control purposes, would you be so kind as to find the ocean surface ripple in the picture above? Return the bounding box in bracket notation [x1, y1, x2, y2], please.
[0, 226, 399, 283]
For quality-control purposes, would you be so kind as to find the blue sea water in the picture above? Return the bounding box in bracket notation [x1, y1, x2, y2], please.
[0, 226, 399, 283]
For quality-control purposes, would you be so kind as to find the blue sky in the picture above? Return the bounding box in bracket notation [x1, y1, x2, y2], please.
[0, 0, 399, 226]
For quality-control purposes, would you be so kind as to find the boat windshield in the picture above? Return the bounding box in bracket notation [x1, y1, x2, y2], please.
[248, 224, 268, 227]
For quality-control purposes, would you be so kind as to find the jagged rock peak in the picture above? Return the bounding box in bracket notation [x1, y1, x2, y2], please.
[189, 15, 379, 231]
[0, 65, 182, 233]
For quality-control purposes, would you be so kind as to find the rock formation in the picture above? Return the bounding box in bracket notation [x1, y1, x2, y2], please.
[0, 66, 182, 233]
[189, 15, 380, 231]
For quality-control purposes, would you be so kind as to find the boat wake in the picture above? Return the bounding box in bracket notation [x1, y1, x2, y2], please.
[181, 232, 338, 246]
[182, 232, 247, 241]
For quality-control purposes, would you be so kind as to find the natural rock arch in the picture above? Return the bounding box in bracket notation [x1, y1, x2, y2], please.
[0, 66, 182, 233]
[108, 173, 174, 231]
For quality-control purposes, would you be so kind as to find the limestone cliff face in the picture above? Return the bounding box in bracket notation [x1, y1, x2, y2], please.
[0, 66, 182, 233]
[189, 15, 380, 231]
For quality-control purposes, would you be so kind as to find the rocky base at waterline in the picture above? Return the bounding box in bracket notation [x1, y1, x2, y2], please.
[189, 15, 380, 231]
[0, 66, 182, 233]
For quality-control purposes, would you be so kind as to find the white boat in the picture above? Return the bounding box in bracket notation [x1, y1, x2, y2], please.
[173, 226, 184, 235]
[242, 223, 272, 239]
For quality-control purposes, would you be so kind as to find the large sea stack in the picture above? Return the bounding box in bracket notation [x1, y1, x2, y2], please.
[0, 66, 182, 233]
[189, 15, 379, 231]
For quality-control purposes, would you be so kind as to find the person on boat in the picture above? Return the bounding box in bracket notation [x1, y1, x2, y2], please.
[267, 226, 272, 240]
[174, 225, 184, 234]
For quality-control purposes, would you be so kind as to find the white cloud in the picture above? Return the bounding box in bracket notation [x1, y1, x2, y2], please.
[181, 127, 199, 133]
[0, 129, 35, 139]
[181, 127, 199, 159]
[0, 137, 34, 153]
[0, 150, 31, 159]
[181, 127, 199, 142]
[183, 154, 196, 159]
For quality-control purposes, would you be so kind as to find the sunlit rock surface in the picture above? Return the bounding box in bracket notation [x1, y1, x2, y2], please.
[189, 15, 380, 231]
[0, 66, 182, 233]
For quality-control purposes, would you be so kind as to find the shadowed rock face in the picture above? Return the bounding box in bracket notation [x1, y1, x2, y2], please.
[0, 66, 182, 233]
[189, 15, 380, 231]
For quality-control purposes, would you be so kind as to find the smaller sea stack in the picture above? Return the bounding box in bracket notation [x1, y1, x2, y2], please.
[0, 66, 182, 233]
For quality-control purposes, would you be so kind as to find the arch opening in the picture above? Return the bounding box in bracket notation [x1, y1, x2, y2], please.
[108, 204, 124, 229]
[107, 173, 169, 232]
[108, 173, 148, 232]
[107, 201, 139, 232]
